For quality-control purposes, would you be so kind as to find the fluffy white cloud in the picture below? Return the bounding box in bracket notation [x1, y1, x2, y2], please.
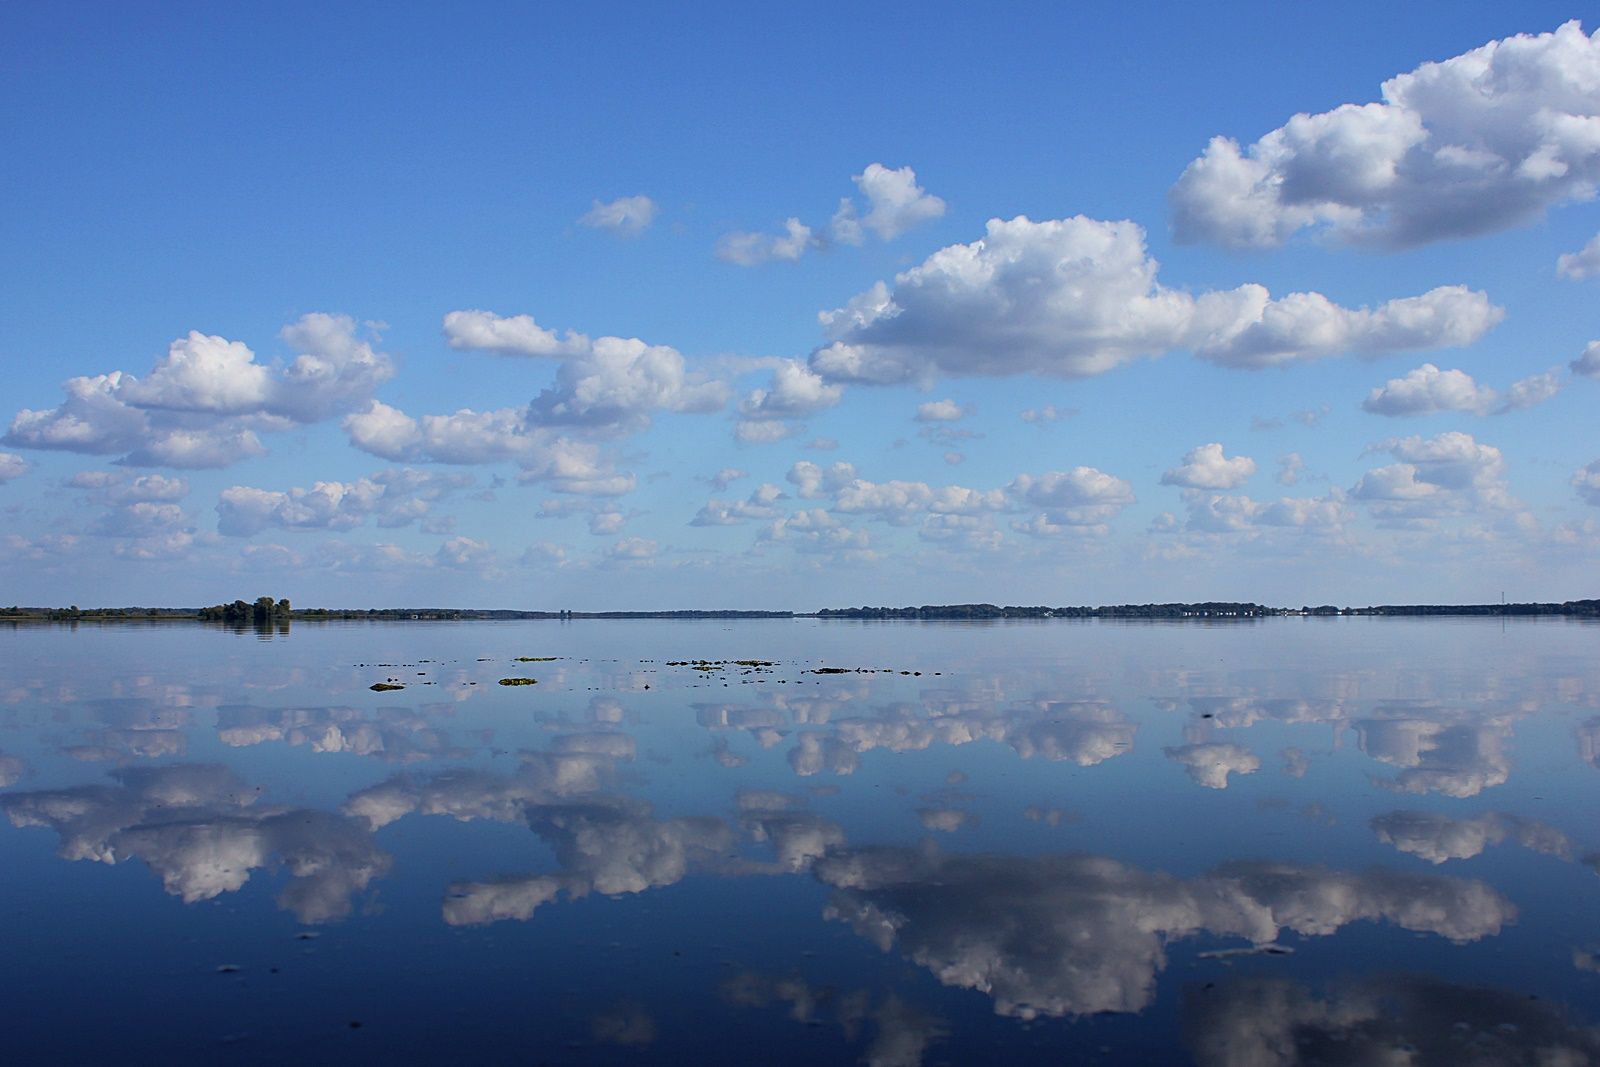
[4, 314, 390, 468]
[1558, 231, 1600, 279]
[579, 194, 658, 237]
[1199, 286, 1502, 369]
[0, 452, 29, 483]
[1363, 362, 1563, 416]
[1162, 443, 1257, 490]
[720, 163, 944, 266]
[738, 360, 844, 421]
[1575, 460, 1600, 506]
[440, 311, 728, 431]
[67, 471, 189, 504]
[808, 216, 1497, 384]
[441, 310, 591, 358]
[1178, 490, 1351, 535]
[914, 399, 966, 422]
[830, 163, 947, 243]
[1572, 340, 1600, 378]
[1352, 431, 1512, 522]
[216, 469, 473, 536]
[716, 218, 817, 266]
[1172, 22, 1600, 248]
[116, 332, 274, 414]
[1009, 467, 1136, 526]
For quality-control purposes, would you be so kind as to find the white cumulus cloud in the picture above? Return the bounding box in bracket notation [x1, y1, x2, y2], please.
[1171, 22, 1600, 248]
[1162, 443, 1257, 490]
[808, 216, 1497, 385]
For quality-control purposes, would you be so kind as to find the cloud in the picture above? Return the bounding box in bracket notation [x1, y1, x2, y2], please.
[0, 452, 28, 483]
[1276, 453, 1305, 486]
[716, 218, 817, 266]
[2, 764, 389, 923]
[808, 216, 1497, 384]
[719, 163, 944, 267]
[605, 536, 658, 561]
[441, 310, 591, 358]
[816, 846, 1513, 1018]
[1558, 231, 1600, 279]
[831, 163, 947, 243]
[344, 403, 636, 494]
[738, 360, 844, 421]
[1020, 405, 1073, 425]
[691, 483, 786, 526]
[216, 468, 473, 536]
[913, 399, 966, 422]
[1351, 431, 1513, 524]
[1355, 702, 1517, 797]
[709, 468, 746, 491]
[1184, 975, 1600, 1066]
[1009, 468, 1136, 526]
[4, 314, 390, 468]
[1163, 743, 1262, 788]
[579, 194, 658, 237]
[1370, 810, 1571, 864]
[1363, 362, 1563, 415]
[1162, 443, 1257, 490]
[1171, 22, 1600, 248]
[1575, 460, 1600, 506]
[1572, 341, 1600, 378]
[67, 471, 189, 504]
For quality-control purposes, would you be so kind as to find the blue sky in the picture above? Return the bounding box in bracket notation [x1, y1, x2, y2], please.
[2, 1, 1598, 608]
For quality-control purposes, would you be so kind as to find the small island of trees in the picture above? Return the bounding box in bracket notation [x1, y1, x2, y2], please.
[198, 597, 292, 623]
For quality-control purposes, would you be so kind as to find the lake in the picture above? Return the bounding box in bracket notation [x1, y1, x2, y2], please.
[3, 617, 1598, 1064]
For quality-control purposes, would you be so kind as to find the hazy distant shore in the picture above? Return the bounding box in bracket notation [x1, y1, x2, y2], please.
[4, 599, 1597, 624]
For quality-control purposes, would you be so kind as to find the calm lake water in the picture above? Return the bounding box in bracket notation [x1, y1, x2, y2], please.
[3, 617, 1598, 1064]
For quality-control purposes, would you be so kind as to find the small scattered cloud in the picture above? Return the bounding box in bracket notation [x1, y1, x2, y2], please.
[579, 195, 658, 237]
[1162, 443, 1257, 490]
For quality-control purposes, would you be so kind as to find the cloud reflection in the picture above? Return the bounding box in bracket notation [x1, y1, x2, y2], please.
[1, 764, 389, 922]
[813, 845, 1514, 1018]
[1184, 974, 1600, 1065]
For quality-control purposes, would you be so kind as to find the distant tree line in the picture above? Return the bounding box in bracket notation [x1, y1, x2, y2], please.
[814, 602, 1276, 619]
[814, 600, 1600, 619]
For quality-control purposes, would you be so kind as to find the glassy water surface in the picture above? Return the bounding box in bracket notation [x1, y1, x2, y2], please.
[3, 618, 1598, 1064]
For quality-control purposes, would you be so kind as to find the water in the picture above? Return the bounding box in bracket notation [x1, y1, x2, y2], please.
[2, 617, 1598, 1064]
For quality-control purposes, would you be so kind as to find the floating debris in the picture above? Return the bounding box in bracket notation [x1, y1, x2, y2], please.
[368, 683, 405, 692]
[498, 677, 539, 686]
[513, 656, 559, 662]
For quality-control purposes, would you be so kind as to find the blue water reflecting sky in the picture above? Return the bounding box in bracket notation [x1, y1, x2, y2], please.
[3, 618, 1598, 1062]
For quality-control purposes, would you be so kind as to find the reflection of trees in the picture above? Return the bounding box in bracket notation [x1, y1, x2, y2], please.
[1184, 974, 1600, 1065]
[1, 764, 389, 923]
[813, 846, 1514, 1019]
